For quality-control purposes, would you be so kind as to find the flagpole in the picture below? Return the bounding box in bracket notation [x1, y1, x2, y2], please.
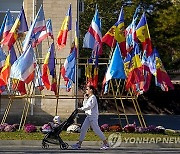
[109, 79, 122, 127]
[75, 0, 80, 116]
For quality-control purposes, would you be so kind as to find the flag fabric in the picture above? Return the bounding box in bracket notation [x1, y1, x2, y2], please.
[103, 43, 126, 93]
[22, 5, 46, 51]
[42, 43, 56, 90]
[85, 58, 93, 85]
[34, 64, 44, 91]
[124, 53, 132, 76]
[102, 7, 126, 57]
[32, 19, 53, 47]
[153, 48, 174, 91]
[125, 18, 137, 53]
[83, 6, 102, 55]
[12, 79, 27, 95]
[1, 7, 28, 50]
[61, 47, 76, 91]
[140, 50, 152, 93]
[0, 47, 6, 71]
[85, 45, 99, 87]
[136, 12, 152, 56]
[125, 43, 144, 93]
[10, 45, 35, 84]
[0, 47, 6, 88]
[104, 43, 126, 83]
[61, 21, 78, 91]
[0, 10, 14, 41]
[57, 4, 72, 49]
[92, 50, 99, 88]
[125, 5, 141, 53]
[0, 46, 17, 85]
[74, 20, 78, 51]
[51, 73, 57, 94]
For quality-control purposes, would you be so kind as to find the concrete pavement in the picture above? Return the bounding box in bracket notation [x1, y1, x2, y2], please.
[0, 140, 180, 148]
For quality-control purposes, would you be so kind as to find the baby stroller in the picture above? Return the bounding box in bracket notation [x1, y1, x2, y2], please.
[42, 109, 78, 149]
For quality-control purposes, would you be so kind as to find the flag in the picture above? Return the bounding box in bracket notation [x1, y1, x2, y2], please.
[51, 73, 57, 94]
[0, 47, 6, 88]
[124, 53, 132, 76]
[34, 64, 44, 91]
[136, 12, 152, 56]
[12, 79, 27, 95]
[102, 7, 126, 57]
[74, 20, 78, 51]
[140, 50, 152, 93]
[0, 46, 17, 86]
[103, 43, 126, 93]
[10, 45, 35, 84]
[125, 18, 137, 53]
[1, 7, 28, 50]
[32, 19, 53, 47]
[23, 5, 46, 51]
[104, 43, 126, 82]
[153, 48, 174, 91]
[61, 21, 78, 91]
[61, 47, 76, 91]
[0, 10, 14, 41]
[93, 49, 99, 88]
[0, 47, 6, 71]
[125, 43, 144, 93]
[103, 43, 125, 85]
[57, 4, 72, 49]
[85, 58, 93, 86]
[83, 6, 102, 55]
[42, 43, 56, 90]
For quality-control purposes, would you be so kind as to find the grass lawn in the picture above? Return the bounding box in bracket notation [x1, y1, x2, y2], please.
[0, 130, 179, 141]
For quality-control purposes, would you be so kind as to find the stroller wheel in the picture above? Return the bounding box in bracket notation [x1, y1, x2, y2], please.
[42, 142, 49, 149]
[60, 142, 69, 150]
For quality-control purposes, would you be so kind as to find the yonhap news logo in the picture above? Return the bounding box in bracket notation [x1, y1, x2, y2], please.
[108, 133, 122, 148]
[108, 133, 180, 148]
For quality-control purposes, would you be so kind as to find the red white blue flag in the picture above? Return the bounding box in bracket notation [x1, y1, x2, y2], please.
[10, 45, 35, 84]
[23, 5, 46, 51]
[83, 6, 102, 55]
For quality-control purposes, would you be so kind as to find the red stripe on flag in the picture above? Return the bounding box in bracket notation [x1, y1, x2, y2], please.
[42, 64, 50, 90]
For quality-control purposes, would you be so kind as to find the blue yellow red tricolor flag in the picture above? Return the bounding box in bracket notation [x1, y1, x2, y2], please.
[1, 7, 28, 50]
[136, 12, 152, 56]
[102, 7, 126, 57]
[42, 43, 56, 90]
[125, 43, 144, 93]
[57, 4, 72, 49]
[0, 46, 17, 85]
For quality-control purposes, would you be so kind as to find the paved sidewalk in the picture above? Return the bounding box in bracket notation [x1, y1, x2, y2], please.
[0, 140, 179, 148]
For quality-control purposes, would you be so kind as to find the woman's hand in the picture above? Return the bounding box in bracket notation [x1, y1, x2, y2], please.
[84, 94, 88, 99]
[78, 108, 82, 111]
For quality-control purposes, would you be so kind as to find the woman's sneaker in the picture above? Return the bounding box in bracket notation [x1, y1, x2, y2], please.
[100, 144, 109, 150]
[71, 143, 81, 149]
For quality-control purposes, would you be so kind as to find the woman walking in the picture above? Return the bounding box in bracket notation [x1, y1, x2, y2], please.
[71, 85, 109, 150]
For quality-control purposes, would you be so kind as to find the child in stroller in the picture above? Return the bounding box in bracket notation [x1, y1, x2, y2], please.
[42, 109, 78, 149]
[40, 116, 61, 134]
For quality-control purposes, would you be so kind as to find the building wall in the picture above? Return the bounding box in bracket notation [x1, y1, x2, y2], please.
[0, 0, 78, 122]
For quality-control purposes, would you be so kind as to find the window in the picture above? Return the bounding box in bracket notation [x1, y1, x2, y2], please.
[0, 0, 24, 24]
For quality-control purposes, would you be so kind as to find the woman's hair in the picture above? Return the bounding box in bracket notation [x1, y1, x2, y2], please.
[87, 85, 98, 96]
[87, 85, 100, 105]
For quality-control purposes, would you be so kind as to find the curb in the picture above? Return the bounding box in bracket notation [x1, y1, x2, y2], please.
[0, 140, 179, 148]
